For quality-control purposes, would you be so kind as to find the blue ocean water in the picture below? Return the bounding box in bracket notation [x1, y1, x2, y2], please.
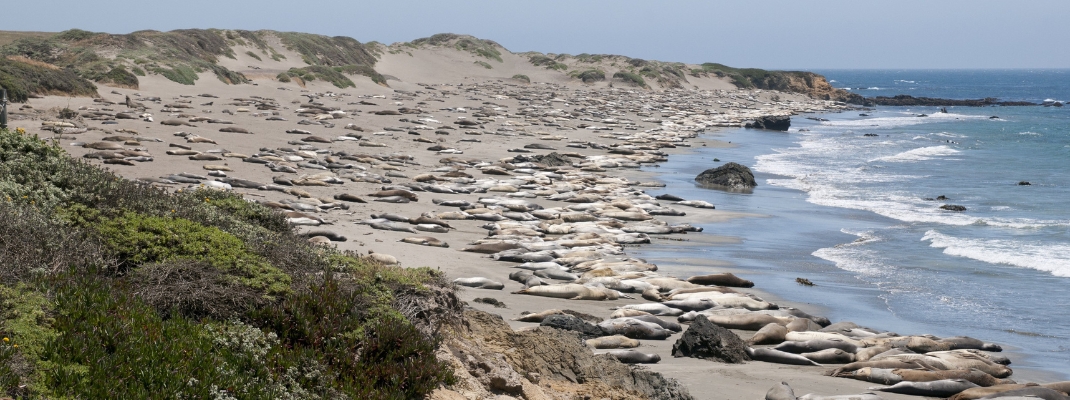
[637, 70, 1070, 381]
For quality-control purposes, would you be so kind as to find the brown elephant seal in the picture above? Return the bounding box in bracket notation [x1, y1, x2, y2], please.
[400, 236, 449, 248]
[370, 189, 418, 201]
[452, 277, 504, 290]
[969, 387, 1069, 400]
[586, 335, 640, 349]
[748, 323, 789, 345]
[802, 348, 856, 364]
[746, 347, 821, 366]
[300, 230, 347, 242]
[219, 127, 251, 134]
[161, 119, 195, 126]
[461, 242, 521, 254]
[871, 379, 979, 397]
[641, 288, 663, 301]
[333, 193, 366, 203]
[950, 384, 1041, 400]
[766, 382, 797, 400]
[604, 350, 660, 364]
[705, 313, 789, 331]
[786, 318, 823, 332]
[888, 368, 1011, 387]
[939, 336, 1003, 352]
[687, 272, 754, 288]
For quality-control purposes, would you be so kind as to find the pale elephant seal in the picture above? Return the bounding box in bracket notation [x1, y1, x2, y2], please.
[597, 318, 673, 340]
[453, 277, 504, 290]
[604, 350, 660, 364]
[662, 298, 718, 312]
[745, 347, 821, 366]
[854, 345, 893, 361]
[369, 222, 416, 233]
[775, 339, 858, 354]
[367, 251, 398, 265]
[951, 384, 1041, 400]
[616, 303, 684, 316]
[512, 284, 609, 300]
[766, 382, 797, 400]
[586, 335, 641, 349]
[749, 323, 789, 345]
[625, 315, 682, 332]
[415, 224, 449, 233]
[686, 272, 754, 288]
[610, 309, 653, 319]
[514, 309, 564, 322]
[871, 379, 979, 397]
[307, 236, 331, 246]
[797, 394, 884, 400]
[400, 236, 449, 248]
[802, 348, 855, 364]
[374, 195, 410, 203]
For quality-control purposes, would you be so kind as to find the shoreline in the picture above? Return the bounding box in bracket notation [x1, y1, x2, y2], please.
[11, 70, 1066, 398]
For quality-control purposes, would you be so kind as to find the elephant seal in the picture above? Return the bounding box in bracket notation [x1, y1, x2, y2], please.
[369, 222, 416, 233]
[775, 339, 858, 354]
[513, 309, 564, 323]
[462, 242, 521, 254]
[939, 336, 1003, 352]
[950, 384, 1041, 400]
[746, 347, 821, 366]
[415, 224, 449, 233]
[367, 251, 398, 265]
[410, 215, 452, 228]
[370, 189, 418, 202]
[219, 127, 251, 134]
[871, 379, 979, 397]
[300, 230, 347, 242]
[625, 315, 682, 332]
[307, 236, 332, 246]
[797, 394, 883, 400]
[400, 236, 449, 248]
[586, 335, 640, 349]
[374, 195, 410, 203]
[888, 368, 1010, 387]
[766, 382, 797, 400]
[333, 193, 366, 203]
[749, 322, 789, 345]
[802, 348, 855, 364]
[513, 284, 609, 300]
[705, 313, 789, 331]
[687, 272, 754, 287]
[597, 318, 673, 340]
[452, 277, 504, 290]
[854, 345, 893, 361]
[604, 350, 660, 364]
[972, 387, 1070, 400]
[616, 303, 684, 316]
[610, 309, 654, 319]
[786, 318, 823, 332]
[662, 298, 718, 312]
[508, 270, 547, 287]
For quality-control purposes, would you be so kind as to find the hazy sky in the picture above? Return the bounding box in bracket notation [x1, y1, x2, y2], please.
[7, 0, 1068, 69]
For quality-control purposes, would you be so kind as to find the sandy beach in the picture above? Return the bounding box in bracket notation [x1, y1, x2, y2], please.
[6, 39, 1052, 399]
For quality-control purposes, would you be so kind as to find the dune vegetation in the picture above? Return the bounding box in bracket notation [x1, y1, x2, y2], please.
[0, 128, 457, 398]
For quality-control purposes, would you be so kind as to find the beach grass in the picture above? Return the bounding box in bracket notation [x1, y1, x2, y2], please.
[0, 128, 457, 398]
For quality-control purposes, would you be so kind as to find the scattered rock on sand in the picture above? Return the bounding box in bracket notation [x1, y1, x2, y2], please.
[671, 315, 749, 363]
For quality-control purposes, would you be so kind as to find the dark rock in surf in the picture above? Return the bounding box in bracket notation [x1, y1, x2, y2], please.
[940, 204, 967, 211]
[695, 162, 756, 191]
[745, 115, 790, 131]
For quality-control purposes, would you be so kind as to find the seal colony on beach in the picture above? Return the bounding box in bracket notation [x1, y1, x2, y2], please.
[11, 33, 1067, 400]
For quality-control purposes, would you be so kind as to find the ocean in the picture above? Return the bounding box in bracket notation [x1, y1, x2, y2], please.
[636, 70, 1070, 381]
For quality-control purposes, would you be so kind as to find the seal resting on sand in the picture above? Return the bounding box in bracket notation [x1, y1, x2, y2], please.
[586, 335, 640, 349]
[453, 277, 504, 290]
[746, 347, 821, 366]
[512, 284, 611, 300]
[687, 272, 754, 287]
[400, 236, 449, 248]
[604, 350, 660, 364]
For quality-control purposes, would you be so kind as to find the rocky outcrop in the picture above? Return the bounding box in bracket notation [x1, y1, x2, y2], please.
[695, 162, 757, 190]
[539, 314, 604, 338]
[435, 310, 693, 400]
[671, 315, 749, 363]
[862, 95, 1037, 107]
[940, 204, 967, 211]
[745, 115, 790, 131]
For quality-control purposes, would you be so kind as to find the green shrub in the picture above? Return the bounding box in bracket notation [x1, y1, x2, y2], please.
[613, 71, 647, 88]
[0, 57, 97, 103]
[131, 66, 145, 76]
[152, 64, 198, 85]
[277, 72, 291, 82]
[474, 60, 492, 69]
[574, 69, 605, 83]
[512, 74, 530, 83]
[245, 50, 262, 61]
[98, 65, 139, 88]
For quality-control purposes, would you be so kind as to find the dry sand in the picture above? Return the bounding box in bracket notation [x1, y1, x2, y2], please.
[11, 60, 948, 399]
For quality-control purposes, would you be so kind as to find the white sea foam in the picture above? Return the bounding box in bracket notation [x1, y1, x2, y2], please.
[922, 230, 1070, 277]
[869, 145, 959, 163]
[1018, 131, 1041, 136]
